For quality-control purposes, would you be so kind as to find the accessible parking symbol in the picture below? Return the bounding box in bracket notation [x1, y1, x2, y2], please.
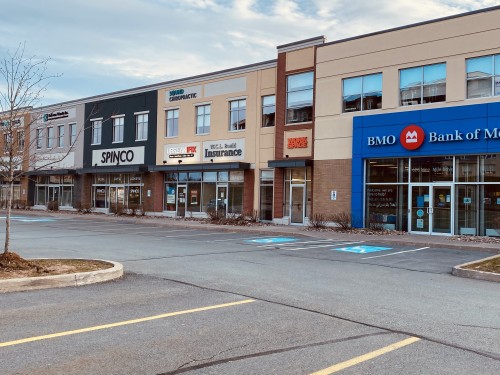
[334, 245, 392, 254]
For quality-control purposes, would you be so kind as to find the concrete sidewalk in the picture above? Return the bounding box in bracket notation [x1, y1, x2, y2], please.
[11, 209, 500, 254]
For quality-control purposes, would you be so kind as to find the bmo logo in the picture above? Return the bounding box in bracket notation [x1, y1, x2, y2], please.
[400, 125, 425, 150]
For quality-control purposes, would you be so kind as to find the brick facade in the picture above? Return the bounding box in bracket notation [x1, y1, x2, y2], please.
[312, 159, 352, 216]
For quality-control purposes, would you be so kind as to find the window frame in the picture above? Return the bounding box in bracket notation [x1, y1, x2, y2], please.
[229, 98, 246, 131]
[69, 123, 77, 146]
[286, 71, 314, 124]
[342, 73, 383, 113]
[135, 112, 148, 141]
[399, 63, 446, 106]
[466, 54, 500, 99]
[17, 130, 25, 152]
[36, 128, 43, 149]
[112, 115, 125, 144]
[195, 104, 211, 135]
[57, 124, 65, 148]
[91, 119, 102, 145]
[46, 126, 54, 149]
[166, 108, 179, 138]
[261, 95, 276, 127]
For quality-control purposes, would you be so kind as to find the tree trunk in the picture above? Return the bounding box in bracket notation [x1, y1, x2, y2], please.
[3, 175, 14, 255]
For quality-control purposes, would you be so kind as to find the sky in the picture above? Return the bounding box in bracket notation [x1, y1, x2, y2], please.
[0, 0, 498, 106]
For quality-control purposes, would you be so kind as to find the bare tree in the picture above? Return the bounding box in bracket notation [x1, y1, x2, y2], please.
[0, 43, 59, 255]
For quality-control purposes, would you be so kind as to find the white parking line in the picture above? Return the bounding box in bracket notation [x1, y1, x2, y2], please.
[361, 247, 430, 259]
[159, 232, 237, 239]
[257, 239, 348, 248]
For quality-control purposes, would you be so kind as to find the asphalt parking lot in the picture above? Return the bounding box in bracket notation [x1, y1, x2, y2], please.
[1, 213, 499, 374]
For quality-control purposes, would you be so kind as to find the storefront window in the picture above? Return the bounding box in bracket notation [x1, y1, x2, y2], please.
[188, 172, 202, 181]
[165, 173, 178, 182]
[456, 155, 478, 182]
[128, 186, 141, 207]
[480, 155, 500, 182]
[455, 185, 478, 235]
[36, 186, 46, 206]
[259, 170, 273, 221]
[218, 171, 229, 182]
[61, 186, 72, 207]
[178, 172, 188, 182]
[410, 157, 453, 182]
[203, 172, 217, 182]
[165, 184, 176, 211]
[230, 170, 244, 182]
[481, 184, 500, 236]
[228, 183, 243, 214]
[94, 187, 107, 208]
[367, 159, 408, 183]
[366, 185, 408, 231]
[202, 182, 216, 212]
[188, 183, 202, 212]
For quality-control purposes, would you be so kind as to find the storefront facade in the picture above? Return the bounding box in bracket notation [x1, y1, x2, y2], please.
[28, 104, 84, 209]
[82, 91, 157, 212]
[353, 103, 500, 236]
[154, 62, 276, 218]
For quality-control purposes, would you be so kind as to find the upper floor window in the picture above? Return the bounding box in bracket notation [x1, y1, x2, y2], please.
[229, 99, 246, 131]
[343, 73, 382, 112]
[286, 71, 313, 124]
[46, 127, 54, 148]
[17, 130, 24, 152]
[112, 116, 124, 143]
[36, 128, 43, 149]
[3, 133, 12, 153]
[262, 95, 275, 127]
[69, 123, 77, 146]
[166, 109, 179, 137]
[196, 104, 210, 135]
[91, 119, 102, 145]
[57, 125, 64, 147]
[400, 63, 446, 106]
[466, 55, 500, 98]
[136, 113, 148, 141]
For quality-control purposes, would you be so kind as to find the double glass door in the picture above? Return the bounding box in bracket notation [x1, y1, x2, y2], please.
[109, 187, 125, 209]
[410, 185, 452, 234]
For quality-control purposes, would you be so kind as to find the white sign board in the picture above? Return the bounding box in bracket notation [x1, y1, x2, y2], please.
[164, 142, 201, 163]
[92, 147, 144, 166]
[33, 152, 75, 169]
[202, 139, 245, 162]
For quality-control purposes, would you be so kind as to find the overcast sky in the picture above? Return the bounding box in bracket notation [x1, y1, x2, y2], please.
[0, 0, 497, 106]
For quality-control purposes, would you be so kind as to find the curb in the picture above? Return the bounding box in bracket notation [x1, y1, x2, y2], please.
[452, 255, 500, 283]
[0, 260, 123, 293]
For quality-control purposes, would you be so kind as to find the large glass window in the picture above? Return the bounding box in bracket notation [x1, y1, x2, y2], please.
[91, 119, 102, 145]
[166, 109, 179, 137]
[466, 54, 500, 98]
[456, 155, 479, 182]
[366, 159, 408, 183]
[196, 105, 210, 134]
[113, 116, 124, 143]
[410, 157, 453, 182]
[136, 113, 148, 141]
[400, 63, 446, 106]
[343, 73, 382, 112]
[286, 71, 313, 124]
[229, 99, 246, 131]
[262, 95, 275, 127]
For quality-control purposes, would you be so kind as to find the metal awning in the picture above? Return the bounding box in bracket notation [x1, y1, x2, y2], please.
[76, 165, 149, 174]
[26, 169, 77, 176]
[268, 159, 313, 168]
[149, 162, 251, 172]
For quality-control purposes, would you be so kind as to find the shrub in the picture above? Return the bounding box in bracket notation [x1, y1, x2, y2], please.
[331, 212, 352, 230]
[308, 213, 329, 229]
[47, 199, 59, 211]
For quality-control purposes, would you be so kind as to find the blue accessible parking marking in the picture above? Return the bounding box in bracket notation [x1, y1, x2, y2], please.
[334, 245, 392, 254]
[246, 237, 297, 244]
[0, 216, 56, 222]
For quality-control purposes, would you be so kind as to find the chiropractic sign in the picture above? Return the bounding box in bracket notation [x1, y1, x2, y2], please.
[166, 85, 202, 102]
[92, 146, 145, 166]
[202, 139, 245, 162]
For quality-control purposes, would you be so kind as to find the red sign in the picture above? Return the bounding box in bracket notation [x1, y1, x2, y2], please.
[287, 137, 308, 149]
[400, 125, 425, 150]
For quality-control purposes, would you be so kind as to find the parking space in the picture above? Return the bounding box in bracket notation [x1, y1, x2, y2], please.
[1, 213, 499, 374]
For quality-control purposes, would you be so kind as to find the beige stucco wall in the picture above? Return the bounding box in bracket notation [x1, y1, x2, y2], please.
[315, 8, 500, 161]
[286, 47, 315, 72]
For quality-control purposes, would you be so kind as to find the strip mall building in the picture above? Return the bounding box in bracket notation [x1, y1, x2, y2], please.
[25, 6, 500, 236]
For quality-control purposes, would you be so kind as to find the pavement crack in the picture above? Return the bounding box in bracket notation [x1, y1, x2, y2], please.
[158, 333, 388, 374]
[146, 274, 500, 363]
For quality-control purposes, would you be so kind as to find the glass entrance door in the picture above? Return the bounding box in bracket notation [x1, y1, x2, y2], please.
[216, 185, 227, 216]
[109, 187, 125, 211]
[410, 185, 452, 234]
[48, 186, 60, 204]
[291, 185, 305, 224]
[177, 185, 187, 217]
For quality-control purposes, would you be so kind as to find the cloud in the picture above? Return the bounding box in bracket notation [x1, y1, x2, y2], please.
[0, 0, 497, 105]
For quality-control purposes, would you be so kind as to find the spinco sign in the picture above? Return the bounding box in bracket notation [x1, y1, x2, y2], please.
[92, 147, 145, 166]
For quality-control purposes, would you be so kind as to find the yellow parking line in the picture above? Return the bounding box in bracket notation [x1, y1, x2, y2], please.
[309, 336, 421, 375]
[0, 299, 255, 348]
